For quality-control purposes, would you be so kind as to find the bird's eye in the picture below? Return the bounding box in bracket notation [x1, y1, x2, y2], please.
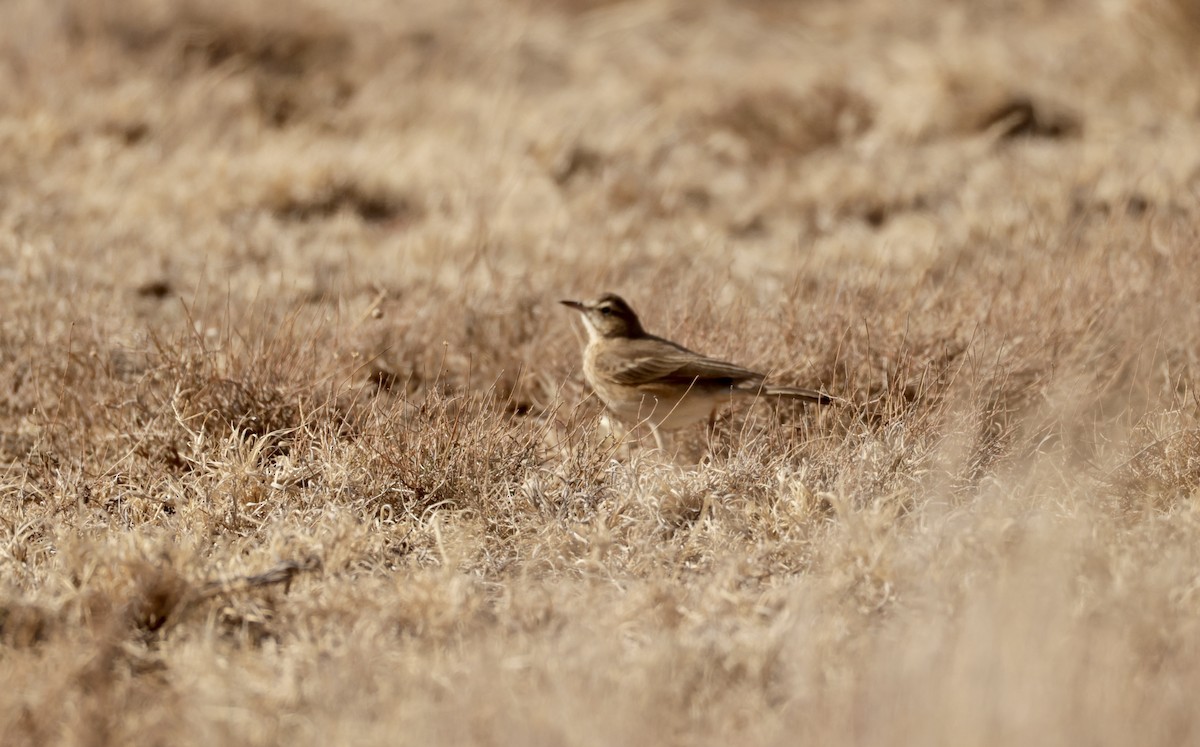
[598, 306, 613, 316]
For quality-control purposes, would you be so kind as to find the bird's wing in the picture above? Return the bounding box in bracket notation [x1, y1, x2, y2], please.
[599, 338, 762, 388]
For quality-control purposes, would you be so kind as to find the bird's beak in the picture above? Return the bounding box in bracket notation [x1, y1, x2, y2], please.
[559, 299, 585, 311]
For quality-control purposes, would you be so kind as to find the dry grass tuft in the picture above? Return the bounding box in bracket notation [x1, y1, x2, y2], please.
[62, 0, 355, 126]
[62, 0, 351, 75]
[266, 178, 420, 225]
[710, 83, 875, 163]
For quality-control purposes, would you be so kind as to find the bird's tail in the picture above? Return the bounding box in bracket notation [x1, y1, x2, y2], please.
[759, 385, 835, 405]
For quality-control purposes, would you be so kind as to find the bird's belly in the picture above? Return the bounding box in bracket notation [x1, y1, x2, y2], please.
[601, 388, 724, 432]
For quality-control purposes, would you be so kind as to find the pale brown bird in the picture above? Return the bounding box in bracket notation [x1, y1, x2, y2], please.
[560, 293, 832, 450]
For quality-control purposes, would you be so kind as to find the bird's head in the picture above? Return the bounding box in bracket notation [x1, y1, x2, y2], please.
[560, 293, 646, 340]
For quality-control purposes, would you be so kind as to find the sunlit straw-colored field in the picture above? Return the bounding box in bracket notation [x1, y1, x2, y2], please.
[3, 0, 1200, 744]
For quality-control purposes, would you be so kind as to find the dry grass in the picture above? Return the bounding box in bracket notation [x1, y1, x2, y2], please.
[3, 0, 1200, 744]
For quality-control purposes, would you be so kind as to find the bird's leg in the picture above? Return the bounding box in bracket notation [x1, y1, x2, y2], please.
[651, 425, 667, 453]
[705, 408, 718, 452]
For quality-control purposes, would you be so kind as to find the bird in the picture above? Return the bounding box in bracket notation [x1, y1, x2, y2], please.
[560, 293, 832, 451]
